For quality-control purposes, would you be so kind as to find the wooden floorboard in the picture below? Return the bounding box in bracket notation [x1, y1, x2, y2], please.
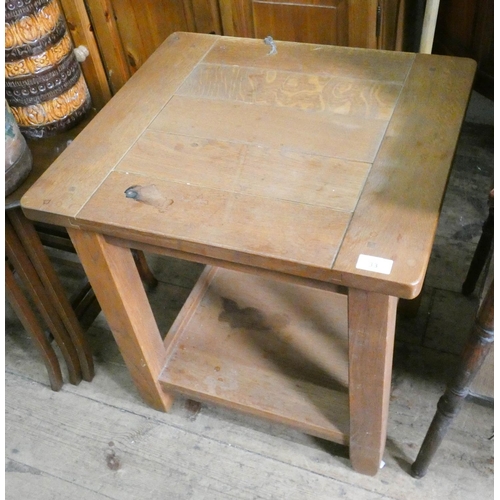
[6, 461, 113, 500]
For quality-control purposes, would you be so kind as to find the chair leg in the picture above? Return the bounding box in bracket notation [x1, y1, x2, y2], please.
[411, 280, 494, 478]
[8, 209, 94, 381]
[5, 263, 63, 391]
[71, 280, 102, 332]
[462, 191, 494, 296]
[132, 249, 159, 291]
[5, 216, 83, 385]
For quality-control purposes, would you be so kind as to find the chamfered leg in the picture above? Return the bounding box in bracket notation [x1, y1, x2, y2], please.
[348, 289, 398, 475]
[68, 228, 174, 412]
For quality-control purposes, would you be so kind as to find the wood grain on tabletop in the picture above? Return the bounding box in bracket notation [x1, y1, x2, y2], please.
[5, 109, 97, 210]
[201, 36, 413, 80]
[150, 95, 386, 162]
[67, 35, 410, 270]
[176, 63, 402, 120]
[20, 33, 218, 226]
[77, 170, 352, 268]
[21, 33, 475, 298]
[333, 54, 477, 298]
[119, 130, 370, 211]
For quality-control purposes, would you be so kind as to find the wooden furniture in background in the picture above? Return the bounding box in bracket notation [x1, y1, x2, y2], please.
[60, 0, 222, 99]
[5, 114, 97, 386]
[58, 0, 112, 111]
[432, 0, 493, 99]
[462, 190, 494, 296]
[221, 0, 405, 50]
[463, 189, 494, 404]
[5, 262, 64, 391]
[411, 280, 494, 478]
[58, 0, 406, 107]
[5, 110, 158, 388]
[21, 33, 475, 476]
[5, 211, 93, 385]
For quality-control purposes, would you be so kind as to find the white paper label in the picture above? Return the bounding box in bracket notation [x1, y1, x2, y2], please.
[356, 254, 393, 275]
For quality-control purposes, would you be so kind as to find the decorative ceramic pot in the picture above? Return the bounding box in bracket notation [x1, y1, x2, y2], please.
[5, 0, 92, 139]
[5, 102, 33, 196]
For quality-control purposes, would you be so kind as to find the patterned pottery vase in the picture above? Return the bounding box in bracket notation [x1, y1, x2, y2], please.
[5, 101, 33, 195]
[5, 0, 92, 139]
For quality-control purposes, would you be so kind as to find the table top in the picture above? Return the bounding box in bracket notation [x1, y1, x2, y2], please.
[21, 33, 476, 299]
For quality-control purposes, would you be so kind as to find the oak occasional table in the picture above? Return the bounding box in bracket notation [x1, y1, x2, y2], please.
[21, 33, 475, 476]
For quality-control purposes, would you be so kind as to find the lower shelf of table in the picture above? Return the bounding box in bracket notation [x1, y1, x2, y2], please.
[158, 266, 350, 444]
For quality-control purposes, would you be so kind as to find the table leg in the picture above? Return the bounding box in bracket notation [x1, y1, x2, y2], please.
[68, 229, 174, 412]
[348, 289, 398, 475]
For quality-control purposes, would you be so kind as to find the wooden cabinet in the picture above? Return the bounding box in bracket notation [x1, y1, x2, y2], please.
[60, 0, 222, 101]
[220, 0, 405, 50]
[84, 0, 222, 91]
[58, 0, 405, 111]
[59, 0, 222, 108]
[432, 0, 493, 99]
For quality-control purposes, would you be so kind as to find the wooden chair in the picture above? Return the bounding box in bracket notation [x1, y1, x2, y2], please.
[5, 112, 157, 389]
[411, 279, 494, 478]
[462, 190, 494, 296]
[6, 210, 94, 384]
[5, 261, 63, 391]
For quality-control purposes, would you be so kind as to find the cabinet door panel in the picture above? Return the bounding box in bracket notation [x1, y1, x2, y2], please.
[110, 0, 191, 73]
[85, 0, 221, 94]
[433, 0, 493, 98]
[253, 0, 348, 46]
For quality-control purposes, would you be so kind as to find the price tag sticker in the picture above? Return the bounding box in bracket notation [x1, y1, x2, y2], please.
[356, 254, 393, 275]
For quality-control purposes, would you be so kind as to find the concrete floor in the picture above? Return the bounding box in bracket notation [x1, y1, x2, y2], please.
[4, 92, 494, 499]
